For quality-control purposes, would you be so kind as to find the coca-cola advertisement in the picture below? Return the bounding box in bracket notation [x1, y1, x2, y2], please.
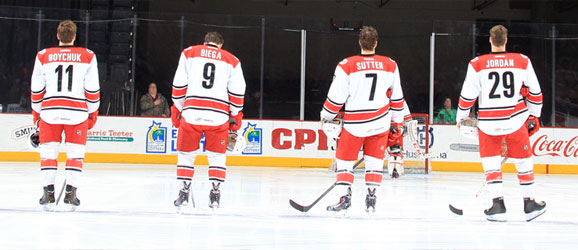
[532, 131, 578, 158]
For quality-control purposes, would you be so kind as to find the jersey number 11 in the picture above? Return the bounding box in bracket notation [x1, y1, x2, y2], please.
[55, 65, 74, 92]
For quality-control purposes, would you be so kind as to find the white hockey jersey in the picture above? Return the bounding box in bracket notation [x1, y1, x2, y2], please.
[320, 54, 406, 137]
[172, 44, 246, 126]
[456, 52, 543, 136]
[31, 46, 100, 125]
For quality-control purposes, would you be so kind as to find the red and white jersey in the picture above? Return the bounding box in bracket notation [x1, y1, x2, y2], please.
[320, 54, 406, 137]
[457, 52, 543, 136]
[172, 44, 246, 126]
[31, 46, 100, 125]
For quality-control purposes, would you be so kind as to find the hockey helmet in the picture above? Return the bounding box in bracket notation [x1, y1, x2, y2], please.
[28, 130, 40, 152]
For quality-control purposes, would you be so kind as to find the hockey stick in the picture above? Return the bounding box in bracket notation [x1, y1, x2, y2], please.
[55, 179, 67, 206]
[449, 156, 509, 215]
[289, 158, 365, 212]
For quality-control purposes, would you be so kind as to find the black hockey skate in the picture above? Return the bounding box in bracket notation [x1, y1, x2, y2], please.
[174, 181, 191, 207]
[524, 198, 546, 222]
[484, 197, 507, 222]
[327, 187, 352, 212]
[365, 188, 376, 213]
[209, 182, 221, 209]
[63, 185, 80, 211]
[39, 185, 55, 211]
[391, 168, 399, 179]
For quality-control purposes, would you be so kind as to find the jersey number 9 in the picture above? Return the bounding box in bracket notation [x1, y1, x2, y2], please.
[202, 63, 216, 89]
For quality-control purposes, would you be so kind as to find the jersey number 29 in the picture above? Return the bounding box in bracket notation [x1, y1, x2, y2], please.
[489, 71, 515, 99]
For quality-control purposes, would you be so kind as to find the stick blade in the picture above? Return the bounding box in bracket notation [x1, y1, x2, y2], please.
[289, 199, 310, 212]
[449, 204, 463, 215]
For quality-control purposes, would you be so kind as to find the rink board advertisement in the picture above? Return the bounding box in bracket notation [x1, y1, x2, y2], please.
[0, 114, 338, 167]
[430, 125, 578, 174]
[1, 114, 577, 173]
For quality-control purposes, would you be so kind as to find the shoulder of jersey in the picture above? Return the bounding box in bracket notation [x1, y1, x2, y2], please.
[217, 47, 240, 63]
[374, 54, 395, 63]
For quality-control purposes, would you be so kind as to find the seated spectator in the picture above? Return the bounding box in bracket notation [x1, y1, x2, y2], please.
[140, 82, 170, 116]
[434, 97, 457, 124]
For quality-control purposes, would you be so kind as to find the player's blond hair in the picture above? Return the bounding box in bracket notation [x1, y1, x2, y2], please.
[490, 25, 508, 47]
[204, 32, 224, 45]
[359, 26, 378, 51]
[57, 20, 77, 44]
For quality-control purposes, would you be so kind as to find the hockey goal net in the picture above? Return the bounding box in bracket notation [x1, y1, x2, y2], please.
[400, 113, 430, 174]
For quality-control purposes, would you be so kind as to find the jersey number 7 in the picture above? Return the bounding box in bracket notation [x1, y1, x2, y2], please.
[366, 73, 377, 101]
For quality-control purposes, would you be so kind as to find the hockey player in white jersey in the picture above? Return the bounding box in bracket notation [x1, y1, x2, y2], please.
[320, 26, 407, 213]
[31, 20, 100, 211]
[456, 25, 545, 222]
[171, 32, 246, 210]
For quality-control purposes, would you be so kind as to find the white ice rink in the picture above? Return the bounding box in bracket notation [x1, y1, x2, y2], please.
[1, 161, 577, 249]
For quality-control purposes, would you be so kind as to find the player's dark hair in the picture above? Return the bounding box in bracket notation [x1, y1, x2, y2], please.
[204, 32, 224, 45]
[359, 26, 378, 51]
[57, 20, 77, 44]
[490, 25, 508, 47]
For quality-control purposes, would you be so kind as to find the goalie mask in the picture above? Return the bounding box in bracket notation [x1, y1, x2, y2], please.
[227, 131, 246, 154]
[322, 118, 342, 140]
[459, 117, 479, 139]
[28, 130, 40, 152]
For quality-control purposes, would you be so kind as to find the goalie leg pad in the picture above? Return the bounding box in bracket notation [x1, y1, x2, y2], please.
[387, 154, 404, 177]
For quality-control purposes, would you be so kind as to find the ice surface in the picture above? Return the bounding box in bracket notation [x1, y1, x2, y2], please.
[0, 161, 577, 249]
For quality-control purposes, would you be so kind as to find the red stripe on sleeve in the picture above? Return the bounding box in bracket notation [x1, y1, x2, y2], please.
[323, 99, 342, 113]
[459, 97, 476, 110]
[31, 91, 45, 102]
[228, 94, 244, 106]
[390, 99, 405, 109]
[172, 87, 187, 98]
[85, 91, 100, 102]
[526, 93, 543, 103]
